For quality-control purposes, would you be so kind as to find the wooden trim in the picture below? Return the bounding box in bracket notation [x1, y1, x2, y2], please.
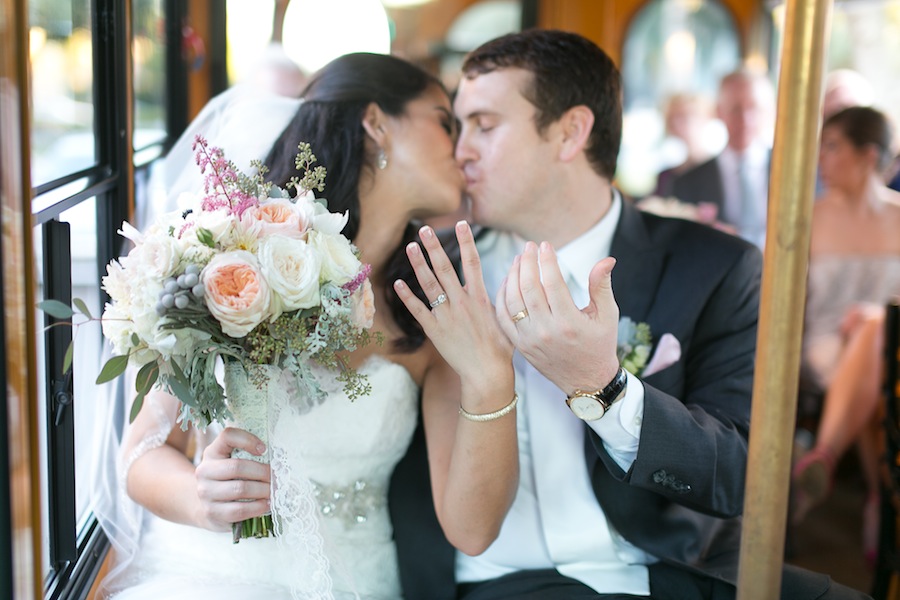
[1, 0, 44, 596]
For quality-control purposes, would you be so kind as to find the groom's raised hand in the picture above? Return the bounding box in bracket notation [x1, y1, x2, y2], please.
[497, 242, 621, 396]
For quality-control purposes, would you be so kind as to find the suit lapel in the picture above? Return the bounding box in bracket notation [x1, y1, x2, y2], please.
[583, 200, 667, 474]
[609, 199, 666, 323]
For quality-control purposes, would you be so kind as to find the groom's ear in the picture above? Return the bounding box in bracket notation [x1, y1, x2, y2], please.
[361, 102, 389, 147]
[557, 105, 594, 163]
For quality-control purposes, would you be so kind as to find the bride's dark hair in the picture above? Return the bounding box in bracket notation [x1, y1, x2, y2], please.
[264, 52, 451, 352]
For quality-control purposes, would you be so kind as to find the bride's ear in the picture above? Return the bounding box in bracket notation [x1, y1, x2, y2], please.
[361, 102, 389, 148]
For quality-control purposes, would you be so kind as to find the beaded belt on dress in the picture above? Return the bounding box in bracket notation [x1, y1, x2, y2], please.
[311, 479, 385, 526]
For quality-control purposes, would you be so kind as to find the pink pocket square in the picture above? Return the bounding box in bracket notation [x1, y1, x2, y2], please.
[642, 333, 681, 377]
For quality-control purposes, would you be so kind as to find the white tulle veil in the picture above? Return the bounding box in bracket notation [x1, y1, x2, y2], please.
[90, 84, 346, 599]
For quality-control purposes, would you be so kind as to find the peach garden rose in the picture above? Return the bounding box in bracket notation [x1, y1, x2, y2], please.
[202, 250, 272, 338]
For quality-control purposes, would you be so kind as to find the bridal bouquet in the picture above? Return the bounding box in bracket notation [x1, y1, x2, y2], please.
[45, 135, 375, 542]
[99, 135, 374, 425]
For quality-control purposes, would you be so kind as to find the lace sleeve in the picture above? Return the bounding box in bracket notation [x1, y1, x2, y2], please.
[118, 391, 179, 484]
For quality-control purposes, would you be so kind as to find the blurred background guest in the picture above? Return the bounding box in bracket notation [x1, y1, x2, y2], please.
[815, 69, 876, 196]
[652, 92, 716, 197]
[670, 69, 775, 249]
[792, 106, 900, 566]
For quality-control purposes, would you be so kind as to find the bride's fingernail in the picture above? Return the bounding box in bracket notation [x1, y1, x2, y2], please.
[419, 226, 433, 240]
[407, 242, 420, 255]
[394, 279, 406, 290]
[256, 443, 266, 454]
[456, 220, 469, 233]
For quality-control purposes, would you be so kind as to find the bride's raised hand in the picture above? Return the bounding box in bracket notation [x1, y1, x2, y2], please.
[193, 427, 271, 532]
[393, 222, 513, 386]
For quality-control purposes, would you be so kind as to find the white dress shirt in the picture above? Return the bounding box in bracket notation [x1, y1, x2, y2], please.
[456, 193, 654, 595]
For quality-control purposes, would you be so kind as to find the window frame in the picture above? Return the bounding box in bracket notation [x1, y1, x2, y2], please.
[31, 0, 194, 597]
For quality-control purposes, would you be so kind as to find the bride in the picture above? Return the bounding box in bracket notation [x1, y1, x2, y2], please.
[96, 53, 518, 599]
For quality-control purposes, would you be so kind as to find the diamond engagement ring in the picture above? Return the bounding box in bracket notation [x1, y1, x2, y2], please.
[511, 309, 528, 323]
[429, 293, 447, 309]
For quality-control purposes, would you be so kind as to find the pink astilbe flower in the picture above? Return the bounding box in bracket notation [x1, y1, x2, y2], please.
[177, 221, 196, 239]
[192, 135, 260, 217]
[342, 263, 372, 295]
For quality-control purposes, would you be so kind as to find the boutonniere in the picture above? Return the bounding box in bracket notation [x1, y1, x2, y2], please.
[617, 316, 652, 376]
[618, 316, 683, 378]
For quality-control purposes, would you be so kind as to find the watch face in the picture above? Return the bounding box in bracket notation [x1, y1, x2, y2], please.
[569, 395, 606, 421]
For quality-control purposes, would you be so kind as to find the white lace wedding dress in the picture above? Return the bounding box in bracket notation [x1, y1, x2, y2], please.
[108, 355, 418, 600]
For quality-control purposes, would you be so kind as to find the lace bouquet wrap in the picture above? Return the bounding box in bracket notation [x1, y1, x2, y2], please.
[95, 136, 376, 551]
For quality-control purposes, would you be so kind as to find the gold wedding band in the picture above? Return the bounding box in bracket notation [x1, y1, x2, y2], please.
[511, 309, 528, 323]
[429, 293, 447, 309]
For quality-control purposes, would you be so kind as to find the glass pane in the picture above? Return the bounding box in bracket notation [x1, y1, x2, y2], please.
[134, 0, 167, 151]
[34, 198, 106, 575]
[29, 0, 95, 187]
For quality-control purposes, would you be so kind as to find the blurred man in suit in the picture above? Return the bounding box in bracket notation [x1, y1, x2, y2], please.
[671, 69, 775, 248]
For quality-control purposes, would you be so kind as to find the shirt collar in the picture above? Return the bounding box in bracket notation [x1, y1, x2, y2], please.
[720, 142, 769, 171]
[555, 190, 621, 292]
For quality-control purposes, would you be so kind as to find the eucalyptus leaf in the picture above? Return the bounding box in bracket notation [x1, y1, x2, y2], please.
[62, 341, 74, 374]
[135, 360, 159, 394]
[129, 396, 144, 423]
[73, 297, 92, 319]
[96, 354, 129, 384]
[167, 361, 195, 406]
[38, 300, 74, 319]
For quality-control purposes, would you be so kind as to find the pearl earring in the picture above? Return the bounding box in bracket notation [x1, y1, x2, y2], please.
[377, 148, 388, 170]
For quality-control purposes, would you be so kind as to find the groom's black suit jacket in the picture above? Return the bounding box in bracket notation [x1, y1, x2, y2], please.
[389, 199, 765, 599]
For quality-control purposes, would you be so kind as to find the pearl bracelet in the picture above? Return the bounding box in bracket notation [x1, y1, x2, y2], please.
[459, 393, 519, 422]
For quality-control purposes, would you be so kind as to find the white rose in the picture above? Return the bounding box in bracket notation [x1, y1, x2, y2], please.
[201, 250, 271, 338]
[308, 230, 362, 286]
[300, 199, 348, 236]
[135, 232, 182, 279]
[191, 207, 235, 246]
[257, 235, 321, 318]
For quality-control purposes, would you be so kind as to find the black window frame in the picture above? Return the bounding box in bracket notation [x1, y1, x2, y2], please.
[34, 0, 196, 597]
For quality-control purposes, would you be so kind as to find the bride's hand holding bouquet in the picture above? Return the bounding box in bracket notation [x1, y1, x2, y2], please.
[192, 427, 271, 533]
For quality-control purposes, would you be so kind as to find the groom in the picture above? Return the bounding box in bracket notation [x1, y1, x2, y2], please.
[389, 29, 868, 599]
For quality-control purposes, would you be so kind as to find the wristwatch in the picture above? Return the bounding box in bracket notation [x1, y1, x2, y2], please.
[565, 367, 628, 421]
